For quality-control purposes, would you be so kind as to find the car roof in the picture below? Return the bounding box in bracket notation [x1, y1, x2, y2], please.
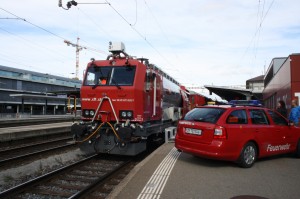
[199, 105, 268, 110]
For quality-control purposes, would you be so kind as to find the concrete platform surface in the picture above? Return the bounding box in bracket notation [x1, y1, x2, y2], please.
[0, 122, 72, 142]
[109, 143, 300, 199]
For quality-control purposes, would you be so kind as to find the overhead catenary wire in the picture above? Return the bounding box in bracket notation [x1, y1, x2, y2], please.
[0, 7, 66, 41]
[238, 0, 275, 68]
[0, 26, 74, 75]
[64, 1, 183, 82]
[77, 7, 112, 42]
[0, 17, 25, 20]
[0, 7, 108, 55]
[103, 0, 186, 84]
[1, 6, 109, 57]
[142, 0, 183, 75]
[143, 0, 179, 60]
[132, 0, 138, 26]
[253, 0, 265, 59]
[1, 3, 185, 84]
[0, 52, 66, 76]
[0, 6, 108, 78]
[0, 26, 72, 62]
[104, 1, 174, 67]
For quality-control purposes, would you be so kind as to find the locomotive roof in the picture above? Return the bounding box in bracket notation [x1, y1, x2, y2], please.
[147, 63, 180, 86]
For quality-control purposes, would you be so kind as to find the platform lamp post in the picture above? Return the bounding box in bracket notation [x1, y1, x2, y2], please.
[44, 88, 48, 115]
[21, 98, 24, 116]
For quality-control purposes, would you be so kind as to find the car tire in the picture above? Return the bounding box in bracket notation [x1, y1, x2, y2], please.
[238, 142, 257, 168]
[296, 140, 300, 158]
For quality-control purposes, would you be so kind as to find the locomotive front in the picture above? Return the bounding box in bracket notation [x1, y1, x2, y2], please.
[72, 42, 159, 155]
[71, 42, 188, 156]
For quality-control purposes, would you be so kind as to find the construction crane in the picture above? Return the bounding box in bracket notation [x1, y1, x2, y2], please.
[64, 38, 108, 79]
[64, 37, 86, 80]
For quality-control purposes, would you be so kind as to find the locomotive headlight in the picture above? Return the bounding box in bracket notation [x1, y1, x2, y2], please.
[120, 110, 133, 119]
[127, 111, 132, 117]
[121, 111, 127, 118]
[83, 109, 95, 117]
[90, 110, 95, 116]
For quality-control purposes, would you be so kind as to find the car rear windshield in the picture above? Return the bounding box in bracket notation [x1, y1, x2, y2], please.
[184, 107, 226, 124]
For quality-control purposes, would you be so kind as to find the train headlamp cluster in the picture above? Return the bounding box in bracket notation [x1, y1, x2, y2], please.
[119, 110, 133, 119]
[83, 109, 95, 117]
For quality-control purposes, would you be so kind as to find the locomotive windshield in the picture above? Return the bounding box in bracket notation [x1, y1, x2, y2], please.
[84, 66, 136, 86]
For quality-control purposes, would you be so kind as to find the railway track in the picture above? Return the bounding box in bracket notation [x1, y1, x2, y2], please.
[0, 136, 76, 169]
[0, 116, 79, 128]
[0, 155, 132, 198]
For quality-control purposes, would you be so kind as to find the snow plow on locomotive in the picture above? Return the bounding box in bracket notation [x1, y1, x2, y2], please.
[71, 42, 200, 156]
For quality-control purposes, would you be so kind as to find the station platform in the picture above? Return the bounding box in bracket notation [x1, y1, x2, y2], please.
[109, 142, 300, 199]
[0, 114, 79, 128]
[0, 122, 72, 142]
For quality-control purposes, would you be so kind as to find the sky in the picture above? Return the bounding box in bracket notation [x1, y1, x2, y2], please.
[1, 0, 300, 91]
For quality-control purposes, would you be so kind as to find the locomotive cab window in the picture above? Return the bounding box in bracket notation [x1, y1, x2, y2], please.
[109, 66, 136, 86]
[85, 72, 96, 85]
[84, 66, 136, 86]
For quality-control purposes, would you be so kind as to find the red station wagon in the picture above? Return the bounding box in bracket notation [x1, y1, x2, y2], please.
[175, 105, 300, 168]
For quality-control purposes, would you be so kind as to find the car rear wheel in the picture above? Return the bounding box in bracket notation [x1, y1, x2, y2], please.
[238, 142, 257, 168]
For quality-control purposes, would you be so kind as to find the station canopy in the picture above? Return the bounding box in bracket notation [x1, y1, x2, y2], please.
[204, 85, 253, 102]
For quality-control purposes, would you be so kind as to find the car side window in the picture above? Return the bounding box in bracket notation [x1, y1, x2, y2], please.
[249, 109, 269, 125]
[268, 110, 288, 126]
[226, 110, 248, 124]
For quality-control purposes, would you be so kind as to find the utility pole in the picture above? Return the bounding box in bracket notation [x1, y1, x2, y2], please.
[64, 37, 86, 79]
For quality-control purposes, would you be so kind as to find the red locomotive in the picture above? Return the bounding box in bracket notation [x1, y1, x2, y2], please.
[71, 42, 205, 156]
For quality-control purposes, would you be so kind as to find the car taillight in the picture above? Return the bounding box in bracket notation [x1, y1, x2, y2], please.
[214, 126, 227, 139]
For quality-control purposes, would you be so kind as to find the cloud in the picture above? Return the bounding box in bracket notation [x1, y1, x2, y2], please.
[0, 0, 300, 85]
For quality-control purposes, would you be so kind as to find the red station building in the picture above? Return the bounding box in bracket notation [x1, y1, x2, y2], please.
[263, 53, 300, 113]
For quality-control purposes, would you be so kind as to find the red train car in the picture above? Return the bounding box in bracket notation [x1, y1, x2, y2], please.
[263, 53, 300, 114]
[71, 42, 190, 155]
[188, 90, 207, 109]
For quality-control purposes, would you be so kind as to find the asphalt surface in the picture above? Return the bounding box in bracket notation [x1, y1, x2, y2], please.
[162, 152, 300, 199]
[111, 143, 300, 199]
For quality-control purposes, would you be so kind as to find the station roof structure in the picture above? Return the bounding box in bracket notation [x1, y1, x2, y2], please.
[204, 85, 253, 102]
[52, 89, 81, 98]
[9, 87, 80, 99]
[9, 94, 68, 100]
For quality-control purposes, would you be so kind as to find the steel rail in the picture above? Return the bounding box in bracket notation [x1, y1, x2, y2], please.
[0, 136, 72, 155]
[0, 154, 98, 198]
[0, 117, 79, 128]
[69, 159, 131, 199]
[0, 142, 75, 167]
